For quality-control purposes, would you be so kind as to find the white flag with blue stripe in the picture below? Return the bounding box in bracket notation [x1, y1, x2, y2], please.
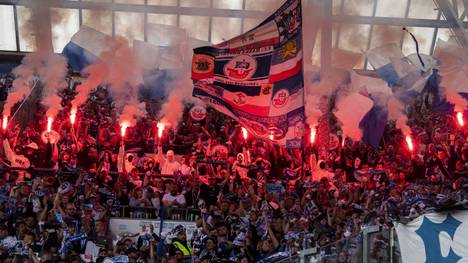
[395, 211, 468, 263]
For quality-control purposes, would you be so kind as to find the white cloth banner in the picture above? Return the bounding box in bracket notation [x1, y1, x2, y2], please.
[109, 218, 197, 240]
[395, 210, 468, 263]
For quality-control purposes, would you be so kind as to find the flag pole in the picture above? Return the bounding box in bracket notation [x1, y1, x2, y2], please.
[10, 79, 39, 120]
[300, 1, 306, 181]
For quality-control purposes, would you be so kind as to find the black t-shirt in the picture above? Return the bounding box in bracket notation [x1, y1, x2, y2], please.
[199, 183, 220, 207]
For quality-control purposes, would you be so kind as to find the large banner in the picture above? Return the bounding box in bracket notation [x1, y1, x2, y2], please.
[395, 211, 468, 263]
[109, 218, 197, 240]
[191, 0, 304, 148]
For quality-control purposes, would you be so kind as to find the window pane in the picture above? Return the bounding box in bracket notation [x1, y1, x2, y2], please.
[337, 23, 370, 53]
[245, 0, 281, 11]
[333, 0, 343, 15]
[82, 9, 112, 35]
[211, 17, 241, 43]
[213, 0, 243, 10]
[147, 14, 177, 26]
[148, 0, 177, 5]
[376, 0, 407, 17]
[115, 12, 144, 42]
[115, 0, 144, 3]
[436, 28, 453, 42]
[342, 0, 375, 16]
[51, 8, 79, 53]
[146, 23, 187, 46]
[180, 0, 210, 8]
[243, 18, 262, 33]
[311, 29, 321, 66]
[402, 27, 434, 55]
[82, 0, 112, 2]
[369, 25, 402, 49]
[408, 0, 438, 19]
[179, 15, 209, 40]
[17, 6, 35, 51]
[0, 5, 17, 51]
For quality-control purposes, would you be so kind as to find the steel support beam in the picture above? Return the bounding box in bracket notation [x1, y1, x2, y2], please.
[332, 14, 468, 28]
[320, 0, 333, 70]
[434, 0, 468, 47]
[2, 0, 467, 29]
[0, 0, 267, 18]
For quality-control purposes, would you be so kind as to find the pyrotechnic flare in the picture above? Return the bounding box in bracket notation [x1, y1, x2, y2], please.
[405, 135, 414, 152]
[2, 116, 7, 131]
[70, 108, 77, 125]
[457, 112, 464, 127]
[241, 127, 248, 140]
[342, 137, 346, 147]
[121, 121, 130, 138]
[157, 122, 165, 138]
[269, 131, 274, 141]
[47, 117, 53, 133]
[310, 127, 317, 144]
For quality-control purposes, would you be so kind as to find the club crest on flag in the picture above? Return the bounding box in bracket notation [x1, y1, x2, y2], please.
[233, 92, 247, 105]
[224, 55, 257, 81]
[276, 3, 301, 42]
[280, 40, 297, 59]
[261, 84, 272, 95]
[192, 54, 214, 80]
[272, 89, 290, 108]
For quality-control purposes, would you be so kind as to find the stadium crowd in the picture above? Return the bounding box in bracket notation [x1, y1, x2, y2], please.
[0, 72, 467, 263]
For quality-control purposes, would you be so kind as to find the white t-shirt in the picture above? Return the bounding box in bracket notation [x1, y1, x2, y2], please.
[180, 164, 195, 176]
[160, 160, 181, 175]
[162, 193, 186, 206]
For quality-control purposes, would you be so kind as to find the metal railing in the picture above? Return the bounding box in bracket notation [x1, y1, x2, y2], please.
[110, 205, 201, 221]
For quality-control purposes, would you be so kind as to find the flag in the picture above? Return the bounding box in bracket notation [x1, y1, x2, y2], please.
[395, 211, 468, 263]
[192, 0, 304, 148]
[366, 43, 428, 91]
[359, 103, 388, 149]
[62, 26, 104, 72]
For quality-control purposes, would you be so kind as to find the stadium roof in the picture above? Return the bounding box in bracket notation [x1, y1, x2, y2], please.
[0, 0, 467, 69]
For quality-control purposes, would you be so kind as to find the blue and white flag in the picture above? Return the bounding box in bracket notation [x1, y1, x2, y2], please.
[366, 43, 431, 91]
[62, 26, 105, 72]
[395, 211, 468, 263]
[192, 0, 304, 148]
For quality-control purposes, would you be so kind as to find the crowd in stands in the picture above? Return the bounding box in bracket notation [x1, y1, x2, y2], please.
[0, 73, 467, 263]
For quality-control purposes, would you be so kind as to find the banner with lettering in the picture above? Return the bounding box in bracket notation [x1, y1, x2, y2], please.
[395, 211, 468, 263]
[191, 0, 304, 148]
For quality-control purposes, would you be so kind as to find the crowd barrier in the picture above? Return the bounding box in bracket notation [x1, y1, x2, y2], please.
[0, 165, 183, 179]
[111, 206, 201, 221]
[287, 226, 400, 263]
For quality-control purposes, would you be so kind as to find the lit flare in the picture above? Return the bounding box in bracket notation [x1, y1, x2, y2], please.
[70, 108, 77, 125]
[310, 127, 316, 144]
[269, 131, 274, 140]
[157, 122, 165, 138]
[405, 135, 414, 152]
[457, 112, 464, 127]
[121, 121, 130, 138]
[47, 117, 53, 133]
[241, 127, 248, 140]
[2, 115, 7, 130]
